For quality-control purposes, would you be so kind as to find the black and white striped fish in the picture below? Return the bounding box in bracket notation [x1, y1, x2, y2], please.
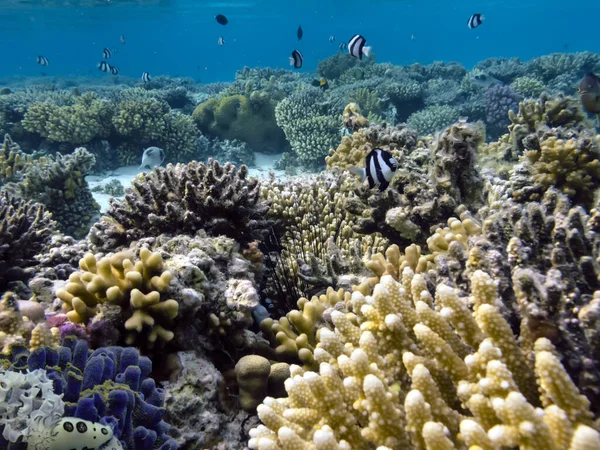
[142, 72, 151, 82]
[350, 148, 397, 192]
[218, 36, 225, 46]
[37, 56, 49, 66]
[348, 34, 371, 60]
[98, 61, 111, 72]
[329, 35, 335, 43]
[467, 13, 484, 29]
[110, 65, 119, 75]
[339, 42, 347, 51]
[289, 50, 303, 69]
[103, 48, 112, 58]
[120, 34, 126, 44]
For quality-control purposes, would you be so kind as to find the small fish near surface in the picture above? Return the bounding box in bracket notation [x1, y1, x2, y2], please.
[120, 34, 126, 44]
[37, 55, 49, 66]
[339, 42, 347, 51]
[578, 73, 600, 124]
[349, 148, 397, 192]
[329, 35, 335, 42]
[348, 34, 371, 60]
[142, 71, 151, 82]
[139, 146, 166, 171]
[103, 47, 112, 59]
[215, 14, 228, 25]
[297, 25, 303, 40]
[109, 65, 119, 75]
[218, 36, 225, 46]
[470, 72, 502, 89]
[289, 49, 303, 69]
[467, 13, 484, 29]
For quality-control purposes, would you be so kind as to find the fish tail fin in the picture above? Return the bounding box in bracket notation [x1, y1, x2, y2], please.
[349, 167, 366, 182]
[362, 46, 372, 57]
[480, 15, 485, 20]
[288, 57, 295, 66]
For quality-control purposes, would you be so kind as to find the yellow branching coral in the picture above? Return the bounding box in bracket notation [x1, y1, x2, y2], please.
[523, 135, 600, 206]
[249, 269, 599, 450]
[56, 248, 178, 347]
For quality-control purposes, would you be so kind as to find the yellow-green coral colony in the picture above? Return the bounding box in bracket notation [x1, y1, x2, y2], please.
[57, 248, 178, 346]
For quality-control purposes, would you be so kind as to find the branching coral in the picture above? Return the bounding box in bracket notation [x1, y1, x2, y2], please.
[275, 89, 341, 166]
[6, 147, 100, 238]
[407, 105, 460, 136]
[90, 159, 272, 250]
[56, 248, 178, 348]
[0, 192, 55, 290]
[0, 133, 32, 186]
[22, 92, 113, 145]
[248, 270, 600, 450]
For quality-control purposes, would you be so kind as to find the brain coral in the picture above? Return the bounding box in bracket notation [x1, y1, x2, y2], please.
[89, 159, 272, 251]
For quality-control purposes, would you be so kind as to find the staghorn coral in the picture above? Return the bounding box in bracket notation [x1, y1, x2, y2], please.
[474, 56, 527, 83]
[0, 192, 55, 290]
[56, 248, 178, 348]
[90, 159, 272, 251]
[527, 52, 600, 82]
[275, 89, 341, 166]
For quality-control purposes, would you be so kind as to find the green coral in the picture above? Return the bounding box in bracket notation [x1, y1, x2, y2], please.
[0, 134, 32, 186]
[317, 53, 360, 80]
[192, 92, 287, 152]
[407, 105, 460, 136]
[511, 76, 546, 98]
[112, 97, 169, 142]
[347, 87, 383, 119]
[162, 112, 201, 162]
[22, 93, 113, 145]
[274, 89, 340, 165]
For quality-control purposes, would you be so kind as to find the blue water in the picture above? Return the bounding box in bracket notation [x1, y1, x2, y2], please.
[0, 0, 598, 82]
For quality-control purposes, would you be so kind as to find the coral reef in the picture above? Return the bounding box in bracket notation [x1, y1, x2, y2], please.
[1, 336, 177, 449]
[485, 84, 523, 139]
[90, 159, 272, 250]
[407, 105, 460, 136]
[275, 89, 340, 166]
[0, 192, 55, 290]
[193, 92, 287, 153]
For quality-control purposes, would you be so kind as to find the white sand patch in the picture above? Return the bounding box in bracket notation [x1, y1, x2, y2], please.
[87, 153, 288, 213]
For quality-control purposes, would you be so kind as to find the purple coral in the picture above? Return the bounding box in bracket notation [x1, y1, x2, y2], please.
[485, 85, 522, 138]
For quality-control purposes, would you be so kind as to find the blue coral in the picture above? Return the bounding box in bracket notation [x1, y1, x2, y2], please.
[484, 84, 522, 138]
[1, 336, 176, 450]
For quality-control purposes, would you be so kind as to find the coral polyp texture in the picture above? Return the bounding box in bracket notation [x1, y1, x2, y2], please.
[248, 271, 600, 450]
[90, 159, 272, 250]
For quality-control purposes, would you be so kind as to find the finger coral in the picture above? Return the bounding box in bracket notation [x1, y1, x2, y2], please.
[56, 248, 178, 348]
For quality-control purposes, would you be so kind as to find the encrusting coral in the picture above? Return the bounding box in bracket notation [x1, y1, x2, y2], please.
[56, 248, 178, 348]
[90, 159, 272, 251]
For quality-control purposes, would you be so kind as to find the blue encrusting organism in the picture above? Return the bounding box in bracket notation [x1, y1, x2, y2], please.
[0, 336, 177, 450]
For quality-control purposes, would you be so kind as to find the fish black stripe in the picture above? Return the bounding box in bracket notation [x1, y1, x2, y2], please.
[372, 151, 386, 185]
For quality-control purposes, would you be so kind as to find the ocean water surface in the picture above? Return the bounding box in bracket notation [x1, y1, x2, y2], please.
[1, 0, 598, 82]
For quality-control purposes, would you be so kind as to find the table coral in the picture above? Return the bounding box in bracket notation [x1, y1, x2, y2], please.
[90, 159, 272, 251]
